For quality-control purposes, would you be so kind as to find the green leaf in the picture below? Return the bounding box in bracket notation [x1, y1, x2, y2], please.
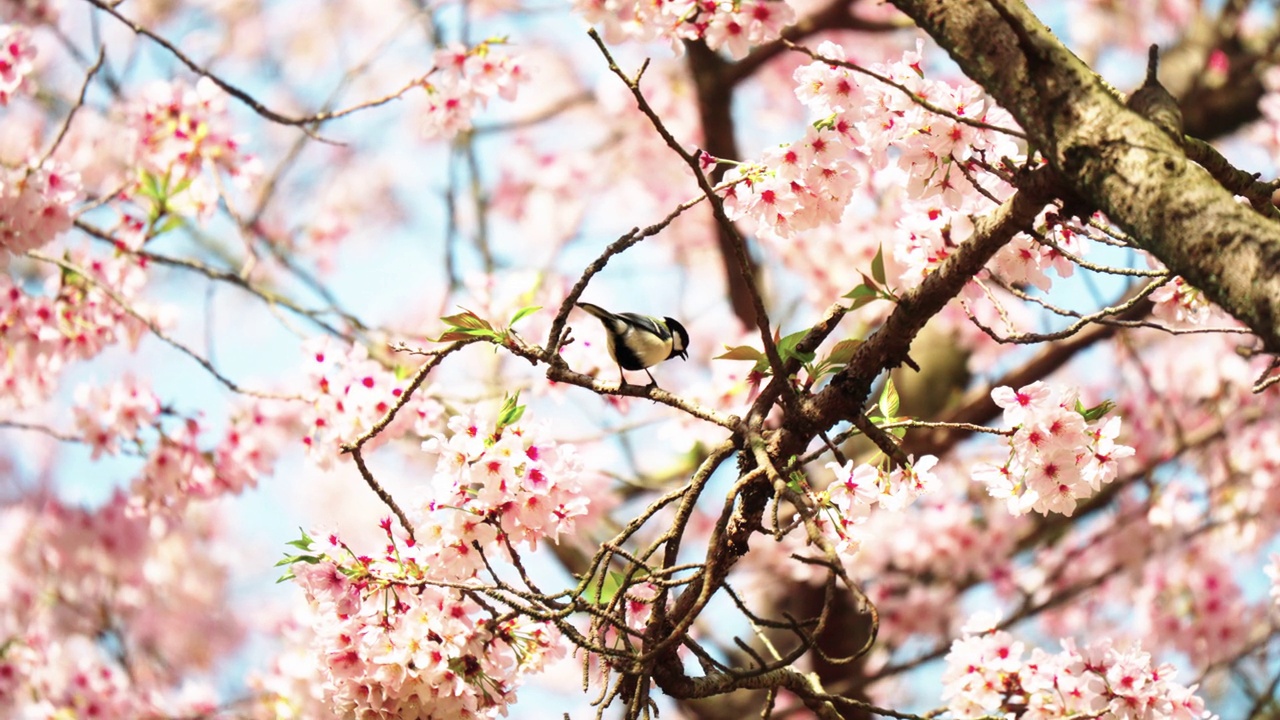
[879, 377, 900, 419]
[715, 345, 766, 362]
[1076, 398, 1116, 422]
[583, 570, 627, 605]
[842, 283, 878, 301]
[825, 338, 861, 366]
[871, 244, 887, 286]
[274, 553, 323, 568]
[154, 215, 183, 236]
[787, 469, 808, 494]
[842, 282, 883, 311]
[285, 528, 315, 551]
[508, 305, 541, 327]
[497, 392, 525, 430]
[777, 330, 815, 365]
[434, 308, 498, 342]
[435, 330, 486, 342]
[137, 170, 162, 200]
[442, 309, 494, 331]
[171, 176, 194, 197]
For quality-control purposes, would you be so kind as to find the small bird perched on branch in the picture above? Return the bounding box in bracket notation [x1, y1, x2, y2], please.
[1126, 43, 1184, 145]
[576, 302, 689, 387]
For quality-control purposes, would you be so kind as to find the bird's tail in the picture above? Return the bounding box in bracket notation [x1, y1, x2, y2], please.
[576, 302, 612, 321]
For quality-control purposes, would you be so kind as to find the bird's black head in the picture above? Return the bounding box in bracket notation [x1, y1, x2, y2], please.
[664, 317, 690, 361]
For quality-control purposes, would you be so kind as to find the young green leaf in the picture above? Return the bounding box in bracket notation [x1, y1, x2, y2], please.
[842, 283, 881, 311]
[434, 308, 499, 342]
[509, 305, 541, 327]
[715, 345, 766, 362]
[285, 528, 315, 551]
[787, 469, 809, 494]
[154, 215, 183, 236]
[871, 244, 887, 286]
[1075, 398, 1116, 422]
[496, 392, 526, 430]
[777, 329, 816, 365]
[879, 376, 900, 419]
[825, 338, 861, 366]
[583, 570, 627, 605]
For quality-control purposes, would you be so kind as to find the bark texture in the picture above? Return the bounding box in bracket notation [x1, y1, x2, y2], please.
[891, 0, 1280, 351]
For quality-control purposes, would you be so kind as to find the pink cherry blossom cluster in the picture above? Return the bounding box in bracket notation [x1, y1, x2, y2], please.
[127, 77, 260, 221]
[790, 41, 1033, 290]
[0, 492, 242, 717]
[723, 39, 1022, 269]
[721, 125, 862, 242]
[72, 375, 161, 458]
[214, 397, 300, 495]
[1133, 550, 1262, 667]
[576, 0, 794, 60]
[0, 0, 58, 26]
[421, 42, 526, 139]
[132, 399, 297, 514]
[815, 455, 939, 555]
[0, 159, 80, 257]
[300, 336, 443, 469]
[0, 23, 36, 105]
[72, 372, 295, 512]
[1149, 275, 1212, 326]
[417, 406, 591, 575]
[0, 251, 149, 409]
[986, 212, 1089, 293]
[973, 381, 1135, 516]
[291, 521, 566, 718]
[796, 40, 1021, 189]
[856, 495, 1023, 645]
[943, 623, 1212, 720]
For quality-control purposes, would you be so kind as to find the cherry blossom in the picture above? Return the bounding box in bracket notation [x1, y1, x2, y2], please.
[421, 42, 527, 139]
[574, 0, 794, 59]
[72, 374, 162, 458]
[1150, 275, 1212, 326]
[1, 251, 150, 409]
[0, 159, 80, 257]
[0, 493, 243, 717]
[943, 620, 1213, 720]
[815, 455, 938, 554]
[125, 77, 261, 225]
[417, 404, 592, 560]
[290, 410, 581, 720]
[975, 382, 1135, 516]
[300, 335, 444, 469]
[0, 23, 36, 105]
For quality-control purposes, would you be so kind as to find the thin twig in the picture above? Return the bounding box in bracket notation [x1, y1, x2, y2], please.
[82, 0, 417, 138]
[784, 40, 1028, 140]
[26, 250, 297, 400]
[39, 47, 106, 167]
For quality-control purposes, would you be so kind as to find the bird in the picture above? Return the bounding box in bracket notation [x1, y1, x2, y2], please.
[575, 302, 689, 387]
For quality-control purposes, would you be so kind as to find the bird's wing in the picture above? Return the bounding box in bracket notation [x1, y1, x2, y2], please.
[616, 312, 671, 340]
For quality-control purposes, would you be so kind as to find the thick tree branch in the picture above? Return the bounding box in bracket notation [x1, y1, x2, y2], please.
[889, 0, 1280, 352]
